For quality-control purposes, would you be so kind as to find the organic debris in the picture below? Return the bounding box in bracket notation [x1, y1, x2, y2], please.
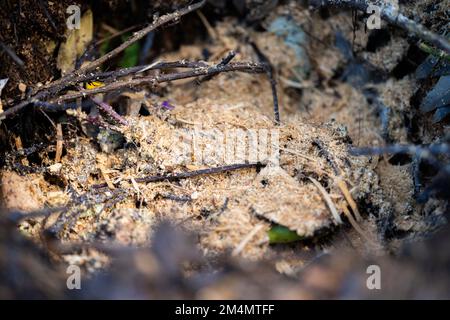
[0, 0, 449, 299]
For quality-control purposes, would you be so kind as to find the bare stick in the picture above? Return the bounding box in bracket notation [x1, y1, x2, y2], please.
[250, 41, 280, 124]
[91, 96, 128, 126]
[310, 0, 450, 54]
[199, 50, 236, 82]
[79, 0, 206, 74]
[87, 60, 210, 82]
[38, 0, 206, 93]
[92, 163, 262, 189]
[53, 62, 266, 102]
[268, 69, 280, 124]
[309, 177, 343, 224]
[349, 143, 449, 171]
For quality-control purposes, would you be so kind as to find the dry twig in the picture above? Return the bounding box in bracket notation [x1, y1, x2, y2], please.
[92, 163, 263, 189]
[53, 62, 267, 103]
[310, 0, 450, 54]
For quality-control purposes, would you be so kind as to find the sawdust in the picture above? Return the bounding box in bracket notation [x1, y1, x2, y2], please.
[0, 171, 43, 212]
[13, 67, 385, 261]
[1, 1, 447, 285]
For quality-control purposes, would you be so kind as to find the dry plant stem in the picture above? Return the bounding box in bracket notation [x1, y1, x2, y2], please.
[199, 51, 236, 83]
[268, 69, 280, 124]
[90, 60, 209, 82]
[0, 0, 206, 120]
[2, 60, 210, 120]
[73, 84, 128, 125]
[232, 224, 265, 256]
[38, 0, 58, 33]
[309, 177, 343, 224]
[313, 140, 362, 221]
[310, 0, 450, 54]
[313, 139, 339, 175]
[54, 62, 267, 102]
[39, 0, 207, 92]
[90, 96, 128, 126]
[341, 204, 377, 246]
[92, 163, 262, 189]
[95, 24, 143, 46]
[249, 41, 280, 124]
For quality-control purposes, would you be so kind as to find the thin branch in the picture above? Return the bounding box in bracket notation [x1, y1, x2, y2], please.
[92, 163, 262, 189]
[313, 139, 340, 175]
[41, 0, 206, 92]
[250, 41, 280, 124]
[79, 0, 205, 74]
[310, 0, 450, 54]
[53, 62, 266, 103]
[87, 60, 210, 83]
[91, 96, 128, 126]
[199, 50, 236, 83]
[350, 143, 449, 170]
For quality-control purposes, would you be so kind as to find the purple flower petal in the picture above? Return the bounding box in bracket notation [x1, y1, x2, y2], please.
[161, 100, 175, 110]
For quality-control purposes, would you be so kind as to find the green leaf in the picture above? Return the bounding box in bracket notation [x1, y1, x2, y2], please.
[119, 34, 140, 68]
[267, 225, 303, 244]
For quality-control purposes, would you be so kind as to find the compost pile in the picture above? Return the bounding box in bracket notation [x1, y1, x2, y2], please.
[0, 0, 449, 299]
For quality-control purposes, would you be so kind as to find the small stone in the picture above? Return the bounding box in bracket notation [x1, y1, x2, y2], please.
[97, 128, 125, 154]
[18, 82, 27, 93]
[191, 191, 199, 200]
[48, 163, 62, 174]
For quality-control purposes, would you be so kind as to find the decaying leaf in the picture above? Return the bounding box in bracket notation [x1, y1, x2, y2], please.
[56, 9, 93, 74]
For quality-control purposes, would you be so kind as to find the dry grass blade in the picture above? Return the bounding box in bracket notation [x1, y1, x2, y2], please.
[341, 205, 378, 247]
[336, 178, 362, 222]
[309, 177, 343, 225]
[232, 224, 265, 256]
